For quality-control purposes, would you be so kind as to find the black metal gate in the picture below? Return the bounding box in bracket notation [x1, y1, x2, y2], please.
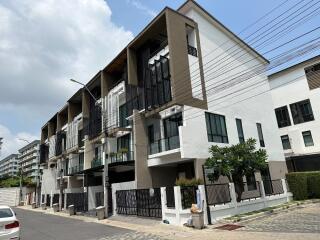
[66, 192, 88, 212]
[116, 188, 162, 218]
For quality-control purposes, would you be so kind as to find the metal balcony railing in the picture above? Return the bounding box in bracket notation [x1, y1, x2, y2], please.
[68, 164, 84, 175]
[109, 151, 134, 164]
[91, 158, 102, 168]
[149, 135, 180, 155]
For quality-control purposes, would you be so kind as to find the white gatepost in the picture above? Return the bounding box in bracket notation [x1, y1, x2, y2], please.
[281, 179, 290, 201]
[229, 183, 237, 208]
[160, 187, 166, 221]
[259, 180, 267, 207]
[198, 185, 208, 225]
[174, 186, 182, 225]
[50, 191, 53, 207]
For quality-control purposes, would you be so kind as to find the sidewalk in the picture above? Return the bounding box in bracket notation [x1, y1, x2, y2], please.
[17, 205, 320, 240]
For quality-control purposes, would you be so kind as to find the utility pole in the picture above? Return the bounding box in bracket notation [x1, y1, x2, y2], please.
[70, 79, 109, 218]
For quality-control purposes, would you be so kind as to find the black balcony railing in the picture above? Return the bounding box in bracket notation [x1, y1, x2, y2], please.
[68, 164, 84, 175]
[109, 151, 134, 164]
[149, 135, 180, 155]
[39, 143, 49, 164]
[187, 45, 198, 57]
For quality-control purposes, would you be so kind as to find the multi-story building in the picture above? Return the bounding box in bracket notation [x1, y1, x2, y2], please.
[18, 140, 40, 182]
[40, 0, 286, 212]
[268, 55, 320, 172]
[0, 154, 19, 178]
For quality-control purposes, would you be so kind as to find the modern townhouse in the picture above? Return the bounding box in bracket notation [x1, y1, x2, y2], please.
[268, 55, 320, 172]
[40, 0, 287, 214]
[18, 140, 41, 183]
[0, 154, 19, 178]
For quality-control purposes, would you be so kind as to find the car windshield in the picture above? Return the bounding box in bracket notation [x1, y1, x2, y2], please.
[0, 208, 13, 218]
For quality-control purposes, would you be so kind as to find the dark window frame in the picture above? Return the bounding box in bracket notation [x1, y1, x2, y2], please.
[290, 99, 314, 125]
[246, 173, 257, 191]
[281, 135, 291, 150]
[205, 112, 228, 143]
[236, 118, 245, 143]
[256, 123, 265, 147]
[302, 131, 314, 147]
[275, 106, 291, 128]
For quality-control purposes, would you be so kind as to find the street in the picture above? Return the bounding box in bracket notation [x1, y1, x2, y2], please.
[14, 208, 133, 240]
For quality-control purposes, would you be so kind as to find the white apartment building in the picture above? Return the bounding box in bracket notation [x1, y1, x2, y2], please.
[268, 55, 320, 172]
[18, 140, 40, 182]
[0, 154, 19, 178]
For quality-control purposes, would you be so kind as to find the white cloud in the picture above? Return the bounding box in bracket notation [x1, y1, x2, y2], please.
[0, 124, 38, 158]
[0, 0, 134, 139]
[127, 0, 157, 18]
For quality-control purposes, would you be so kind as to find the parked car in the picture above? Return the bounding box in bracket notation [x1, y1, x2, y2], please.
[0, 206, 20, 240]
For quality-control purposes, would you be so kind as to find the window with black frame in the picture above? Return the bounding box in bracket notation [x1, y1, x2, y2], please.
[290, 99, 314, 124]
[275, 106, 291, 128]
[302, 131, 314, 147]
[236, 118, 245, 143]
[281, 135, 291, 150]
[163, 112, 183, 151]
[205, 112, 228, 143]
[256, 123, 265, 147]
[119, 104, 128, 127]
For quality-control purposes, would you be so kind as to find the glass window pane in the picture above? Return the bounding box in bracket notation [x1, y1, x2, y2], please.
[302, 131, 314, 147]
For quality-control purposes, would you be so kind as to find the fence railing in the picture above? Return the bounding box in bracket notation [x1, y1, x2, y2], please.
[165, 186, 175, 208]
[91, 158, 102, 168]
[149, 135, 180, 155]
[264, 179, 284, 196]
[109, 151, 134, 164]
[180, 186, 197, 209]
[205, 183, 231, 206]
[235, 181, 262, 201]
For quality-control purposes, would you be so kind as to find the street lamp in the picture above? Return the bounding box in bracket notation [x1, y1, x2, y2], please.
[70, 78, 109, 218]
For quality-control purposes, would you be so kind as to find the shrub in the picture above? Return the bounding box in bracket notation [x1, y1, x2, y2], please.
[175, 177, 203, 187]
[286, 171, 320, 200]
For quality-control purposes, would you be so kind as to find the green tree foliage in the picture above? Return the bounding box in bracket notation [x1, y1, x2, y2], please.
[205, 138, 267, 202]
[0, 176, 36, 188]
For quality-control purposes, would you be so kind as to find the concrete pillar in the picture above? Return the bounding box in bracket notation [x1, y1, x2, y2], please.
[174, 186, 182, 225]
[160, 187, 166, 221]
[133, 110, 153, 188]
[198, 185, 208, 225]
[229, 183, 237, 208]
[259, 180, 267, 207]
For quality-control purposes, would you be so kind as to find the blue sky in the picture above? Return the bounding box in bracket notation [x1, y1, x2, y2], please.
[0, 0, 319, 156]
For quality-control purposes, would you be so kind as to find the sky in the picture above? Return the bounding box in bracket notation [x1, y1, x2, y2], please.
[0, 0, 319, 158]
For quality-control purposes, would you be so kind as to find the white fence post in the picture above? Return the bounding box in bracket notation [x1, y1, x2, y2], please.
[50, 191, 53, 207]
[260, 180, 267, 207]
[281, 178, 290, 202]
[198, 185, 208, 225]
[160, 187, 166, 221]
[174, 186, 182, 225]
[229, 183, 237, 208]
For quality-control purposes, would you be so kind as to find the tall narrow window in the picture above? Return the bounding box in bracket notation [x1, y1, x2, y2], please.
[290, 99, 314, 124]
[236, 118, 245, 143]
[281, 135, 291, 150]
[256, 123, 265, 147]
[302, 131, 314, 147]
[148, 125, 154, 144]
[119, 104, 128, 127]
[275, 106, 291, 128]
[163, 112, 182, 151]
[205, 112, 228, 143]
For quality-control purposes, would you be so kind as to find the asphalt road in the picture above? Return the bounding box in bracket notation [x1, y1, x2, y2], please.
[14, 208, 133, 240]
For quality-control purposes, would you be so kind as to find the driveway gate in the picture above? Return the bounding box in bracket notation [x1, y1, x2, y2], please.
[116, 188, 162, 218]
[66, 192, 88, 212]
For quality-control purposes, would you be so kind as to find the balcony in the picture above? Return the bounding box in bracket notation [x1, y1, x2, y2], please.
[108, 150, 134, 164]
[39, 143, 49, 164]
[149, 135, 180, 155]
[91, 158, 103, 168]
[68, 164, 84, 175]
[55, 130, 66, 156]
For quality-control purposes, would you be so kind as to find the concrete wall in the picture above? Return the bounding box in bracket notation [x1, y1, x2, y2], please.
[0, 187, 20, 206]
[41, 168, 58, 195]
[269, 58, 320, 156]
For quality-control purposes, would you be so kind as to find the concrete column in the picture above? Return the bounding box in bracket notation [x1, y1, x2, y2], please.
[259, 180, 267, 207]
[174, 186, 182, 225]
[229, 183, 237, 208]
[160, 187, 166, 221]
[198, 185, 208, 225]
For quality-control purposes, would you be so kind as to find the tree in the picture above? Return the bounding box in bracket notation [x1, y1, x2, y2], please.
[205, 138, 267, 202]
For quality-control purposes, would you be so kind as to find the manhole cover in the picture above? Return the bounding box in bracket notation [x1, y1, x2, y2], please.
[215, 224, 244, 231]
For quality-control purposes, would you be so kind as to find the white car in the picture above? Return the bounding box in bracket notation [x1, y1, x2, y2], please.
[0, 206, 20, 240]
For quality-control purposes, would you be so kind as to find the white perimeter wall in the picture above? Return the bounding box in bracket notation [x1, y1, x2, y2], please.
[269, 60, 320, 155]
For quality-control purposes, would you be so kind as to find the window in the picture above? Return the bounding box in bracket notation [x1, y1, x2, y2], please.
[290, 99, 314, 124]
[275, 106, 291, 128]
[281, 135, 291, 150]
[305, 62, 320, 90]
[205, 112, 228, 143]
[0, 208, 13, 218]
[119, 104, 128, 127]
[148, 125, 154, 143]
[302, 131, 314, 147]
[236, 118, 245, 143]
[256, 123, 265, 147]
[246, 173, 257, 191]
[117, 134, 130, 151]
[163, 113, 183, 138]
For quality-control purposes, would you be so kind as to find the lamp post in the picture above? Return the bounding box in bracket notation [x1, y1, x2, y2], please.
[70, 79, 109, 218]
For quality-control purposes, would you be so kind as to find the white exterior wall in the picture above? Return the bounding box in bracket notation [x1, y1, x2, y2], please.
[268, 59, 320, 156]
[178, 8, 285, 163]
[41, 168, 58, 195]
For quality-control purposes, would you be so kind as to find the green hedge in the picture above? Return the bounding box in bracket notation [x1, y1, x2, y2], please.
[286, 171, 320, 200]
